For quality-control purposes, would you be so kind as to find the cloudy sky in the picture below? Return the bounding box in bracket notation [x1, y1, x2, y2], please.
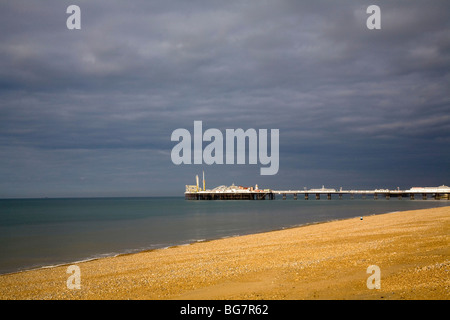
[0, 0, 449, 198]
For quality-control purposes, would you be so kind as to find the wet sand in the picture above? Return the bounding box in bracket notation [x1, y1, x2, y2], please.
[0, 206, 448, 300]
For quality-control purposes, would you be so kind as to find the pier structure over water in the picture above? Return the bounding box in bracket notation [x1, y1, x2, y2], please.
[185, 174, 450, 200]
[185, 183, 274, 200]
[271, 185, 450, 201]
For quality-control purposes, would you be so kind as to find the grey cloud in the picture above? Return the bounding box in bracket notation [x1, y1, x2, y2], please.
[0, 0, 449, 197]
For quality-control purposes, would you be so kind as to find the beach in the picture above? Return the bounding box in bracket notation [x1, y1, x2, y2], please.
[0, 206, 448, 300]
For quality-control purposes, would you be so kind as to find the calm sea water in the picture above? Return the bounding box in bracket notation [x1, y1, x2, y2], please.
[0, 196, 448, 275]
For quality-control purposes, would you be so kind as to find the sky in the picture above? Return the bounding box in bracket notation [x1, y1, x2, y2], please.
[0, 0, 449, 198]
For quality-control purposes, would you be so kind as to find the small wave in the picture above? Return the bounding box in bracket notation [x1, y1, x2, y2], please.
[186, 238, 207, 243]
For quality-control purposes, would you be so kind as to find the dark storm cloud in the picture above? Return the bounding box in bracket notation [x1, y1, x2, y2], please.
[0, 0, 449, 197]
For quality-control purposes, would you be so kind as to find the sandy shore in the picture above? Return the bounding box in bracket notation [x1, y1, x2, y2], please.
[0, 206, 448, 300]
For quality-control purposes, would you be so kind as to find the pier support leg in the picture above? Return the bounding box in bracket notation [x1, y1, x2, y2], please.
[398, 193, 402, 200]
[327, 193, 331, 200]
[374, 193, 378, 200]
[315, 193, 320, 200]
[410, 193, 415, 200]
[305, 193, 309, 200]
[386, 194, 390, 200]
[422, 193, 427, 200]
[282, 193, 286, 200]
[294, 193, 297, 200]
[350, 193, 354, 200]
[339, 193, 342, 200]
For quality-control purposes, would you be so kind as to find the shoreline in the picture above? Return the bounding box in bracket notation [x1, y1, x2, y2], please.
[0, 214, 376, 277]
[0, 211, 359, 277]
[0, 206, 448, 300]
[1, 198, 447, 278]
[0, 219, 333, 277]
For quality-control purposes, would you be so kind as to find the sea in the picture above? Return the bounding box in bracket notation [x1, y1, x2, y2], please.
[0, 196, 448, 275]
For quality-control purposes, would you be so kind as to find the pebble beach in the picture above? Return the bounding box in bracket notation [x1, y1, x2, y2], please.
[0, 206, 448, 300]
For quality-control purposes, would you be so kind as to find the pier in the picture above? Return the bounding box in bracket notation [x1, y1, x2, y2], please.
[185, 174, 450, 200]
[185, 174, 274, 200]
[185, 191, 274, 200]
[270, 186, 450, 201]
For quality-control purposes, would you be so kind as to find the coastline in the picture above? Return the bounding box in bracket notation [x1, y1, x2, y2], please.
[0, 214, 362, 277]
[0, 206, 448, 300]
[0, 220, 335, 278]
[0, 215, 382, 278]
